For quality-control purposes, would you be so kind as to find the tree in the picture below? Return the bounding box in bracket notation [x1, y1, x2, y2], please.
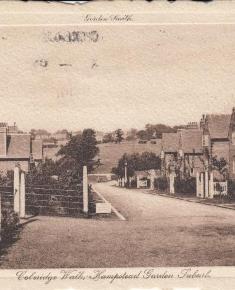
[112, 152, 161, 178]
[57, 128, 100, 176]
[136, 130, 149, 140]
[114, 129, 124, 143]
[126, 128, 137, 141]
[102, 132, 114, 143]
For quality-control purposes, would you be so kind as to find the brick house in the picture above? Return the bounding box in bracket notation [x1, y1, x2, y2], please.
[161, 129, 204, 177]
[200, 110, 235, 180]
[0, 123, 43, 173]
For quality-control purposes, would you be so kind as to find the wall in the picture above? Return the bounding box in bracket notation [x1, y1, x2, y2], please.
[0, 160, 29, 173]
[229, 144, 235, 180]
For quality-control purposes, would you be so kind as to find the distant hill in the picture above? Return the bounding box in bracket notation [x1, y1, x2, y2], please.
[94, 141, 161, 174]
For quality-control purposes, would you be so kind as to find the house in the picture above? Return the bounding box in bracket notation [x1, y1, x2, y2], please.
[161, 130, 204, 177]
[200, 111, 233, 179]
[0, 123, 43, 173]
[200, 108, 235, 180]
[161, 132, 179, 174]
[179, 129, 204, 176]
[229, 108, 235, 180]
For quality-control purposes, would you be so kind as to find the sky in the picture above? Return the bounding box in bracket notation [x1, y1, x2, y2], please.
[0, 22, 235, 133]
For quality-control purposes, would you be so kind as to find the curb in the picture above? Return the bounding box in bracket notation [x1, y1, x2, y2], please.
[92, 186, 126, 221]
[156, 193, 235, 211]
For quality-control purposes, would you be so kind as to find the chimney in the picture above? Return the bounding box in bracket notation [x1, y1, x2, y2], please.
[0, 126, 7, 156]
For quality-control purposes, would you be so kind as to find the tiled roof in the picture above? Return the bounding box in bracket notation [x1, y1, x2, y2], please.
[162, 133, 179, 152]
[181, 129, 203, 154]
[32, 140, 43, 160]
[207, 114, 231, 139]
[6, 134, 31, 158]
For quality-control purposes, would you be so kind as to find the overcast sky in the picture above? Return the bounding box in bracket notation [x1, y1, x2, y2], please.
[0, 23, 234, 132]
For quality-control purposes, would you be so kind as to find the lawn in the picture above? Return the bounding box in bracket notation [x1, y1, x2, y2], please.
[95, 141, 161, 173]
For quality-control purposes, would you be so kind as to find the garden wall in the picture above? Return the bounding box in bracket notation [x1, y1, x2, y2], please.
[0, 185, 92, 217]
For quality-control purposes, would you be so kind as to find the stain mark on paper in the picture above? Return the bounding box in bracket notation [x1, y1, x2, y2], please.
[35, 59, 48, 68]
[59, 63, 72, 67]
[46, 31, 100, 44]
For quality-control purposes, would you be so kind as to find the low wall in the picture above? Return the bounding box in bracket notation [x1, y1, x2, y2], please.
[0, 185, 90, 217]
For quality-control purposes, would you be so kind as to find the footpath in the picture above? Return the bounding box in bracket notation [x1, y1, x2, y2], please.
[141, 189, 235, 211]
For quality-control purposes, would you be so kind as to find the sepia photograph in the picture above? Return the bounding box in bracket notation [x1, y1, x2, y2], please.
[0, 0, 235, 289]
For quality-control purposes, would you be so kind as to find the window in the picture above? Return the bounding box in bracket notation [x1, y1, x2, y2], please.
[232, 132, 235, 145]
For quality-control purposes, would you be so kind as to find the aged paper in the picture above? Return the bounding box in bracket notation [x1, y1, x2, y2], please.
[0, 0, 235, 289]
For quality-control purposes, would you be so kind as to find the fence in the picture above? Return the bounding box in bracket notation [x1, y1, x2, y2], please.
[196, 171, 228, 199]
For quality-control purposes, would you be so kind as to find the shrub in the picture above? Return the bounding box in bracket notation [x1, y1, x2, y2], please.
[174, 177, 196, 195]
[130, 179, 137, 188]
[154, 176, 168, 192]
[1, 208, 20, 242]
[228, 180, 235, 200]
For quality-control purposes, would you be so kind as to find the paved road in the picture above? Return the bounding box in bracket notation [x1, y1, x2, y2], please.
[1, 182, 235, 268]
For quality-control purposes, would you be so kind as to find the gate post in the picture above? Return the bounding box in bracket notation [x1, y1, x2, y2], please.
[137, 176, 140, 189]
[196, 172, 200, 197]
[14, 165, 20, 214]
[169, 173, 175, 194]
[209, 172, 214, 199]
[205, 171, 209, 198]
[200, 172, 204, 198]
[83, 165, 88, 214]
[121, 178, 125, 187]
[150, 170, 155, 190]
[20, 171, 25, 218]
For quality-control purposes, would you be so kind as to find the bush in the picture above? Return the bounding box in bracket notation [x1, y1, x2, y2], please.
[1, 208, 20, 242]
[228, 180, 235, 200]
[174, 177, 196, 195]
[130, 179, 137, 188]
[154, 176, 168, 192]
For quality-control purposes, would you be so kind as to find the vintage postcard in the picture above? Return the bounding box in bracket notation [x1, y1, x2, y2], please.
[0, 0, 235, 289]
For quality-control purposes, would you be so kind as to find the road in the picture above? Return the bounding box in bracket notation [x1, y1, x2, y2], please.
[1, 182, 235, 268]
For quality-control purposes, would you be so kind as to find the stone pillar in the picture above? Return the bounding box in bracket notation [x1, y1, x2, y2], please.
[209, 172, 214, 199]
[83, 166, 88, 213]
[169, 173, 175, 194]
[200, 172, 204, 198]
[124, 165, 127, 184]
[196, 172, 200, 197]
[149, 170, 155, 190]
[205, 171, 209, 198]
[20, 171, 25, 218]
[14, 166, 20, 214]
[137, 176, 140, 189]
[121, 178, 125, 187]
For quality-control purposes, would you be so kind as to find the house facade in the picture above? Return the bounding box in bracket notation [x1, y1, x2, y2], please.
[160, 108, 235, 180]
[161, 128, 204, 177]
[229, 108, 235, 180]
[0, 123, 43, 173]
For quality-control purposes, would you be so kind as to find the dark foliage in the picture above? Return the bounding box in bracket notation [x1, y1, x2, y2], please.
[174, 177, 196, 195]
[1, 208, 20, 242]
[112, 152, 161, 178]
[154, 176, 168, 192]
